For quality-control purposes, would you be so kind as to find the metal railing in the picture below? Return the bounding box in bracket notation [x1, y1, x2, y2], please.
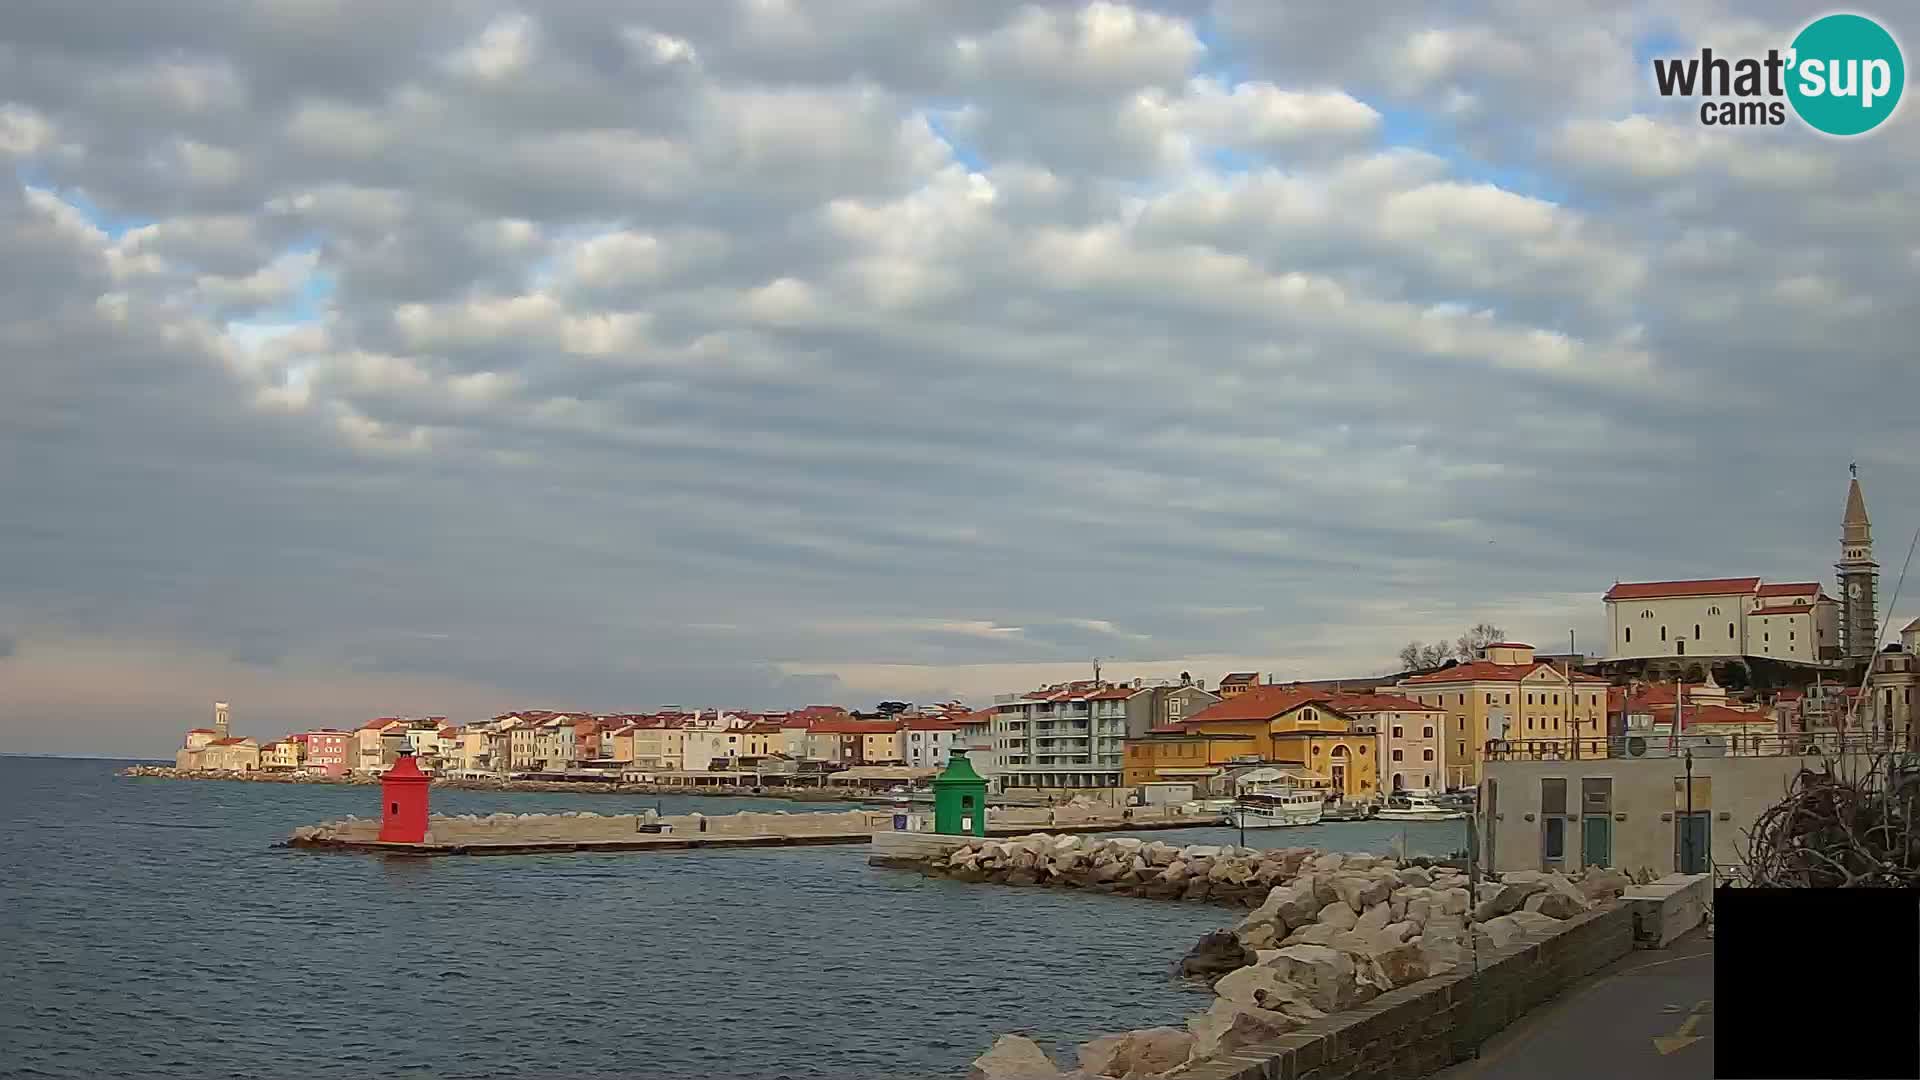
[1484, 732, 1909, 762]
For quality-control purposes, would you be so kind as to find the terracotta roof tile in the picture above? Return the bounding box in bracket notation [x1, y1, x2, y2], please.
[1756, 582, 1821, 597]
[1749, 603, 1814, 615]
[1604, 577, 1761, 601]
[1324, 692, 1444, 714]
[1182, 686, 1330, 722]
[1220, 672, 1259, 685]
[1404, 660, 1607, 685]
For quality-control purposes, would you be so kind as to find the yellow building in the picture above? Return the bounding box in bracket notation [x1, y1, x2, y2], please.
[860, 728, 903, 764]
[1394, 642, 1610, 789]
[260, 740, 301, 771]
[1123, 687, 1380, 798]
[631, 723, 687, 770]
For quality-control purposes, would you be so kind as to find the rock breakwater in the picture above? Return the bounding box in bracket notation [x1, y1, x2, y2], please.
[945, 837, 1632, 1079]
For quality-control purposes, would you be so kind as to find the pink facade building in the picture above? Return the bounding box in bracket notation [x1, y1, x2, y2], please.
[295, 730, 352, 777]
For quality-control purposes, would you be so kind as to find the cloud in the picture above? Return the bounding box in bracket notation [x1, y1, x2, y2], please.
[2, 0, 1917, 756]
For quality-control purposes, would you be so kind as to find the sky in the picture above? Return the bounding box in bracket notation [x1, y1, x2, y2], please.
[3, 0, 1919, 757]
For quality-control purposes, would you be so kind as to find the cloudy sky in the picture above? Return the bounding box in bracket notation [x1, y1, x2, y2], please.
[4, 0, 1918, 756]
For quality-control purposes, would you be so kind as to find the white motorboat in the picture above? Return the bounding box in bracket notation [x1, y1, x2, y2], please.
[1230, 784, 1326, 828]
[1376, 793, 1468, 822]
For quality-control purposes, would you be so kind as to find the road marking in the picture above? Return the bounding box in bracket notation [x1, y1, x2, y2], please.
[1653, 999, 1712, 1055]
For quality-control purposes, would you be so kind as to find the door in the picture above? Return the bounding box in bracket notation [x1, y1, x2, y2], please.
[1675, 813, 1710, 873]
[1582, 815, 1611, 868]
[1542, 816, 1567, 870]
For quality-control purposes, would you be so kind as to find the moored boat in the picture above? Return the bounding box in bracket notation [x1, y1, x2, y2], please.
[1375, 792, 1468, 822]
[1230, 783, 1326, 828]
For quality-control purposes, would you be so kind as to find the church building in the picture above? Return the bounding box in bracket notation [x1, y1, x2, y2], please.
[1602, 470, 1875, 668]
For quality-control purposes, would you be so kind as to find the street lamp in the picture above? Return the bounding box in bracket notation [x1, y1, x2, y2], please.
[1682, 747, 1695, 873]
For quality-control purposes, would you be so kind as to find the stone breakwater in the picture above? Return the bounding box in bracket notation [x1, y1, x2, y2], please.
[287, 807, 893, 848]
[903, 836, 1633, 1079]
[119, 765, 879, 801]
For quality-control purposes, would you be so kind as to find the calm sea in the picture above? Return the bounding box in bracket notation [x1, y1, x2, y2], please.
[0, 757, 1465, 1080]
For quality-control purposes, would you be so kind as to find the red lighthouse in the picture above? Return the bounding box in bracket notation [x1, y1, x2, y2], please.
[378, 754, 431, 843]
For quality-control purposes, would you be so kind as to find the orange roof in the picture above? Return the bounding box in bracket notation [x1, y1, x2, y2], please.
[809, 719, 899, 735]
[743, 722, 785, 734]
[1757, 582, 1821, 597]
[1682, 704, 1770, 729]
[186, 728, 217, 734]
[1220, 672, 1259, 685]
[1182, 686, 1330, 723]
[900, 717, 961, 731]
[1605, 578, 1760, 601]
[1324, 692, 1444, 714]
[1750, 603, 1814, 615]
[1597, 576, 1758, 599]
[207, 737, 252, 746]
[1404, 660, 1607, 685]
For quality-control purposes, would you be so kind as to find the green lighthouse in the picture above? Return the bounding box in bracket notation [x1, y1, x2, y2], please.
[931, 750, 989, 836]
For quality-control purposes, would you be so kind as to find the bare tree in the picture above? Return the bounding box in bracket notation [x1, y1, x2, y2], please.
[1398, 642, 1424, 671]
[1455, 623, 1506, 660]
[1417, 642, 1454, 669]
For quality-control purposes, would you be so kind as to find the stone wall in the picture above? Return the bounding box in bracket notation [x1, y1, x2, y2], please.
[1174, 905, 1635, 1080]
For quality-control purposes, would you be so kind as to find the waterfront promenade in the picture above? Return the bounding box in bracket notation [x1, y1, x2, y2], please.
[1434, 928, 1714, 1080]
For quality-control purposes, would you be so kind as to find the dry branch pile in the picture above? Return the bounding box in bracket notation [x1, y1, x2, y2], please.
[1743, 755, 1920, 887]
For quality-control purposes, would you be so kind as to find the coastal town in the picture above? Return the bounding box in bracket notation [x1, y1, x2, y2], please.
[150, 475, 1920, 879]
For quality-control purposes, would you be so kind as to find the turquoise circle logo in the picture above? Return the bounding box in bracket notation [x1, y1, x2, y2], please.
[1786, 13, 1905, 135]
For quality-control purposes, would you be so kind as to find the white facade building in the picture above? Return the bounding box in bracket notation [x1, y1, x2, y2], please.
[993, 682, 1132, 789]
[1604, 577, 1839, 664]
[899, 719, 961, 769]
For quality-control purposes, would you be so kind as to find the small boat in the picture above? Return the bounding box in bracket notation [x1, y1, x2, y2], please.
[1376, 793, 1468, 822]
[1230, 784, 1326, 828]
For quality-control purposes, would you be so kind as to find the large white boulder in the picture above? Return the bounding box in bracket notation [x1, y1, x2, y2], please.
[1187, 1000, 1299, 1062]
[970, 1035, 1061, 1080]
[1076, 1027, 1192, 1078]
[1318, 901, 1359, 932]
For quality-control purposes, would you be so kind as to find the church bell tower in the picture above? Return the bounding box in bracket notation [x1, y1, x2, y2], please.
[1837, 466, 1879, 660]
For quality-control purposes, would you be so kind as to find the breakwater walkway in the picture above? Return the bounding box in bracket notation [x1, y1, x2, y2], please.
[284, 806, 1225, 856]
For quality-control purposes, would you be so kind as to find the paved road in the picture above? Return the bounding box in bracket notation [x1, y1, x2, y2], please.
[1434, 928, 1715, 1080]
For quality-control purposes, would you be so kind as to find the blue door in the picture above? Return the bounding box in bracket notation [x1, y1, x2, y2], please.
[1675, 813, 1710, 873]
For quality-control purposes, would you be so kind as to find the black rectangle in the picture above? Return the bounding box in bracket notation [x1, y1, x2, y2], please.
[1715, 888, 1920, 1079]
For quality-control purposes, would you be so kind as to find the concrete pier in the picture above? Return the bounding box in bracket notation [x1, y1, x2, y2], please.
[285, 805, 1225, 856]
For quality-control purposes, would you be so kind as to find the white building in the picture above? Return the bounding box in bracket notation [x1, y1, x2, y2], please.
[1604, 577, 1839, 664]
[993, 682, 1133, 790]
[898, 717, 962, 769]
[1482, 736, 1892, 881]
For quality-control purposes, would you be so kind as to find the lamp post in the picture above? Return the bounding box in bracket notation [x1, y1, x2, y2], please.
[1682, 747, 1695, 873]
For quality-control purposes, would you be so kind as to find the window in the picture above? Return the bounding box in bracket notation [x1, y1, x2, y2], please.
[1527, 718, 1535, 730]
[1660, 626, 1668, 641]
[1505, 694, 1513, 705]
[1422, 749, 1434, 761]
[1789, 631, 1795, 641]
[1694, 624, 1701, 640]
[1423, 725, 1434, 738]
[1458, 694, 1465, 705]
[1358, 745, 1368, 755]
[1641, 609, 1654, 619]
[1729, 622, 1735, 638]
[1392, 749, 1403, 761]
[1552, 694, 1559, 706]
[1764, 633, 1769, 643]
[1486, 693, 1494, 704]
[1424, 773, 1432, 787]
[1708, 605, 1721, 615]
[1625, 627, 1632, 643]
[1392, 725, 1403, 738]
[1527, 693, 1535, 705]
